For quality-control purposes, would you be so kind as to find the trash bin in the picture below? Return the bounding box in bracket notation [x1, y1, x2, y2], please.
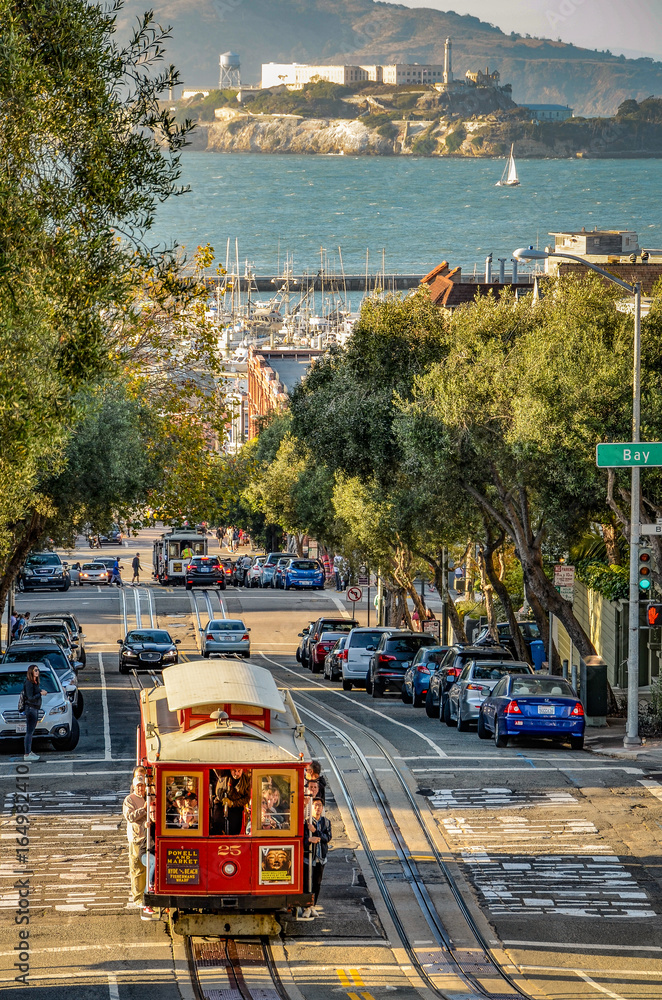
[579, 656, 608, 727]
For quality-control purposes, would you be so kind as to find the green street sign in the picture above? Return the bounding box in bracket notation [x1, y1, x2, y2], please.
[596, 442, 662, 468]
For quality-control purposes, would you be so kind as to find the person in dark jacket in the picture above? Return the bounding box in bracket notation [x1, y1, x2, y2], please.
[211, 767, 251, 835]
[300, 797, 332, 919]
[22, 664, 46, 762]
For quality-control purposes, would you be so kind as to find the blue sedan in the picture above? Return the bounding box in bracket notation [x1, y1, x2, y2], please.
[283, 558, 325, 591]
[478, 673, 585, 750]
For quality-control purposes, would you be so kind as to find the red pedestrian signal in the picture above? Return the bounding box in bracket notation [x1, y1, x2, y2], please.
[646, 604, 662, 627]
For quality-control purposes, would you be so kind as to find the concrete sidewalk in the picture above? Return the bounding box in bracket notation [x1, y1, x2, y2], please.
[586, 718, 662, 769]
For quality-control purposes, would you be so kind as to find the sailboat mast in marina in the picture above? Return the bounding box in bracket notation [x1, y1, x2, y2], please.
[496, 143, 520, 187]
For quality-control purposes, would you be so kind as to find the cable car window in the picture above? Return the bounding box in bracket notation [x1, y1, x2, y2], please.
[209, 767, 251, 836]
[256, 772, 294, 834]
[193, 541, 205, 554]
[168, 542, 179, 558]
[162, 773, 202, 836]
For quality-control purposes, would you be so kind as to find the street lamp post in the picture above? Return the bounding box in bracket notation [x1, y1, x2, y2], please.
[513, 247, 642, 746]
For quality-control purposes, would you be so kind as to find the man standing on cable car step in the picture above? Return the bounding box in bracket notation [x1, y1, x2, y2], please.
[123, 775, 147, 905]
[211, 767, 251, 835]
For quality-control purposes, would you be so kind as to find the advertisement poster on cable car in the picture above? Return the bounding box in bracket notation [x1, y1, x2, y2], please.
[258, 845, 294, 884]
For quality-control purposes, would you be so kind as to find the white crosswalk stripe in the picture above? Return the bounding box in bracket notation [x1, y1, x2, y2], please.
[437, 806, 656, 919]
[428, 786, 577, 810]
[1, 790, 131, 914]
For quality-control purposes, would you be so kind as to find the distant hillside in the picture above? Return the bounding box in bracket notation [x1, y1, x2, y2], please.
[115, 0, 662, 116]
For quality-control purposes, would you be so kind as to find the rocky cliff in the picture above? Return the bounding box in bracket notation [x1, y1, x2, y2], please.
[190, 113, 662, 159]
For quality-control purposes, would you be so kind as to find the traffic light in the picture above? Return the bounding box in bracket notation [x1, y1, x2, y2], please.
[638, 547, 653, 594]
[646, 604, 662, 628]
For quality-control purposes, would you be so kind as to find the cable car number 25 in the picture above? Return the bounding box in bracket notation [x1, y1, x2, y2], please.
[217, 844, 242, 856]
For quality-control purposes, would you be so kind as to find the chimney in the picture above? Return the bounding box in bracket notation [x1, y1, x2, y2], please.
[498, 258, 506, 283]
[510, 258, 518, 284]
[485, 254, 493, 283]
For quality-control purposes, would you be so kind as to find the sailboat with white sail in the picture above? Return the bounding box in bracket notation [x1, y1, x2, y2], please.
[496, 144, 520, 187]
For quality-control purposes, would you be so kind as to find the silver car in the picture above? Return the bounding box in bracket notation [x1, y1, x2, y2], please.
[79, 561, 111, 585]
[447, 659, 533, 731]
[0, 662, 79, 751]
[245, 556, 265, 588]
[202, 619, 251, 658]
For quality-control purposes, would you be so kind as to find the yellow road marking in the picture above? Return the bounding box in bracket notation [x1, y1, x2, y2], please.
[349, 970, 365, 987]
[336, 971, 351, 987]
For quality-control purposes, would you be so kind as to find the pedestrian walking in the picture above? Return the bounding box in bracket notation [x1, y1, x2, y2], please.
[111, 558, 124, 587]
[131, 553, 142, 585]
[20, 664, 46, 762]
[123, 775, 147, 905]
[333, 553, 343, 591]
[299, 797, 332, 919]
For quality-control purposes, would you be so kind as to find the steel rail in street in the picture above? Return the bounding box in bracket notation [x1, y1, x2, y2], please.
[186, 935, 289, 1000]
[300, 696, 531, 1000]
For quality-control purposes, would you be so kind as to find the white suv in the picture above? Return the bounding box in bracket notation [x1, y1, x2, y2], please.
[341, 627, 392, 691]
[0, 663, 79, 751]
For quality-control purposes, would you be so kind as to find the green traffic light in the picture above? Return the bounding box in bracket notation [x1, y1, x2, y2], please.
[640, 578, 652, 590]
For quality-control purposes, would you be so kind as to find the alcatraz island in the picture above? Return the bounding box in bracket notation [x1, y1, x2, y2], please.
[172, 40, 662, 159]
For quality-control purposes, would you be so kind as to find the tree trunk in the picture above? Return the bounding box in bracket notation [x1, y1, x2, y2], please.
[481, 537, 531, 664]
[421, 550, 467, 643]
[476, 544, 498, 640]
[0, 511, 47, 619]
[602, 522, 621, 566]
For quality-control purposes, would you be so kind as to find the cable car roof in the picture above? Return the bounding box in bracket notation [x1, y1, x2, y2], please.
[162, 660, 285, 714]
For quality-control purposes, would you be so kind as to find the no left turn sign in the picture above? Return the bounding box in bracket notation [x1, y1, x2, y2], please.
[347, 586, 363, 603]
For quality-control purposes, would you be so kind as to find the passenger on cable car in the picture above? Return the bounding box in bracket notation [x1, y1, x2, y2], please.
[299, 797, 332, 921]
[210, 767, 251, 835]
[260, 775, 290, 829]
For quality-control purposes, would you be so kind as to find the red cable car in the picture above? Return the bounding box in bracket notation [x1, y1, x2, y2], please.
[137, 659, 312, 936]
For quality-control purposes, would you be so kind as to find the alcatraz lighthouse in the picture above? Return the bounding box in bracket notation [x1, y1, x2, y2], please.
[443, 37, 453, 84]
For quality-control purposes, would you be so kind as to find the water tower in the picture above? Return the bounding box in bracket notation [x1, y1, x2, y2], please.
[219, 51, 241, 90]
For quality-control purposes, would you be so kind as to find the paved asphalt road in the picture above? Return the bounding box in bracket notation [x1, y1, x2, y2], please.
[1, 528, 661, 1000]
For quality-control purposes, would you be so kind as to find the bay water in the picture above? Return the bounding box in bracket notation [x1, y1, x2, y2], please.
[152, 152, 662, 276]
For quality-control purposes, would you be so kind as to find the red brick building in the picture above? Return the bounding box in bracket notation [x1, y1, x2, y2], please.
[247, 347, 324, 439]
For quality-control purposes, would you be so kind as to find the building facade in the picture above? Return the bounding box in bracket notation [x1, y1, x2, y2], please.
[260, 61, 446, 89]
[520, 103, 573, 121]
[247, 347, 323, 438]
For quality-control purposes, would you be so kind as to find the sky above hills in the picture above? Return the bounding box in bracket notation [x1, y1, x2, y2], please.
[398, 0, 662, 61]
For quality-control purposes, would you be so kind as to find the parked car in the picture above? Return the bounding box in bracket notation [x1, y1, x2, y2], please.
[117, 629, 180, 673]
[428, 644, 512, 721]
[33, 612, 86, 666]
[296, 622, 316, 664]
[185, 555, 226, 590]
[473, 620, 546, 670]
[282, 558, 325, 591]
[310, 631, 347, 675]
[323, 635, 348, 681]
[260, 552, 292, 589]
[303, 616, 359, 670]
[78, 561, 111, 585]
[245, 556, 265, 588]
[18, 552, 70, 592]
[232, 555, 253, 587]
[446, 659, 533, 731]
[62, 561, 82, 586]
[272, 556, 291, 589]
[478, 673, 585, 749]
[21, 620, 79, 665]
[2, 639, 83, 718]
[367, 631, 438, 698]
[0, 662, 79, 751]
[402, 646, 450, 707]
[98, 527, 122, 545]
[220, 557, 234, 586]
[202, 619, 251, 658]
[340, 627, 392, 690]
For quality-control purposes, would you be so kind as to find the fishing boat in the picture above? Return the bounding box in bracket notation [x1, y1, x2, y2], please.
[496, 144, 520, 187]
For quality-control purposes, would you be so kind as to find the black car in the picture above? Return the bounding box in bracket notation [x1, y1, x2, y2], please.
[21, 621, 78, 665]
[426, 644, 513, 721]
[231, 555, 253, 587]
[117, 629, 181, 674]
[367, 631, 438, 697]
[184, 556, 226, 590]
[296, 621, 316, 664]
[303, 616, 359, 669]
[33, 612, 86, 666]
[18, 552, 70, 592]
[98, 528, 122, 545]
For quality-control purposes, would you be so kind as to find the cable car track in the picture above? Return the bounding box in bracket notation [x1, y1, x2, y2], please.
[299, 696, 532, 1000]
[186, 935, 290, 1000]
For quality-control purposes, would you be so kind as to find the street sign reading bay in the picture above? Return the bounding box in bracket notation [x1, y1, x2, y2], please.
[596, 442, 662, 468]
